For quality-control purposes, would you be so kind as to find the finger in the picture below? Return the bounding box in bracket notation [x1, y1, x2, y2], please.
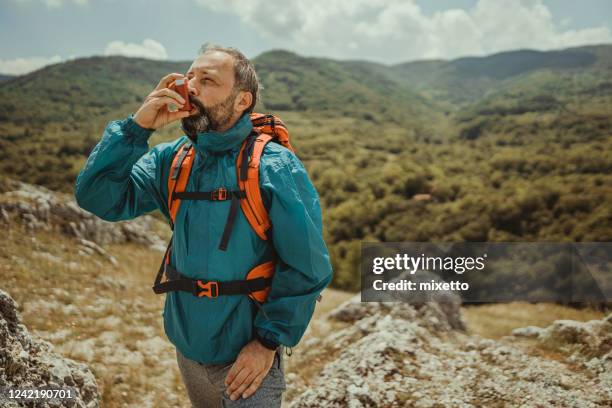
[150, 88, 186, 104]
[165, 110, 192, 124]
[150, 96, 185, 110]
[227, 367, 252, 395]
[225, 362, 243, 388]
[230, 371, 259, 401]
[154, 73, 185, 91]
[241, 373, 265, 399]
[167, 110, 193, 121]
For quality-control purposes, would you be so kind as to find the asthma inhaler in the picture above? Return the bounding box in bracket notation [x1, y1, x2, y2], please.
[173, 78, 192, 112]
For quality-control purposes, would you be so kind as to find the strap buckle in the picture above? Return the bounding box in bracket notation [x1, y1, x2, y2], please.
[197, 280, 219, 298]
[212, 187, 227, 201]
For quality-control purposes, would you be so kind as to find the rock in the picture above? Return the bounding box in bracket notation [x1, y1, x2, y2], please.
[1, 207, 10, 223]
[328, 269, 466, 332]
[538, 316, 612, 357]
[0, 181, 168, 250]
[289, 296, 611, 407]
[0, 289, 100, 407]
[412, 193, 432, 201]
[511, 325, 544, 338]
[77, 239, 119, 266]
[303, 337, 320, 348]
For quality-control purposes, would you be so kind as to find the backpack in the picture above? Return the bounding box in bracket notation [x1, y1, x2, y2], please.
[152, 113, 295, 304]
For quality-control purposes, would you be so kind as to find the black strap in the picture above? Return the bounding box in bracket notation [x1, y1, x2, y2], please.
[170, 143, 192, 180]
[218, 194, 241, 251]
[240, 131, 258, 181]
[173, 190, 246, 201]
[153, 236, 174, 294]
[153, 262, 273, 297]
[218, 276, 272, 294]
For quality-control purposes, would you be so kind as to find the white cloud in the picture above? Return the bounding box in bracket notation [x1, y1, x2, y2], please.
[0, 55, 63, 75]
[196, 0, 612, 63]
[10, 0, 89, 7]
[46, 0, 88, 6]
[103, 39, 168, 60]
[0, 39, 168, 75]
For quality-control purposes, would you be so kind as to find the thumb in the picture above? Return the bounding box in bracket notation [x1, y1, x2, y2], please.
[168, 110, 192, 121]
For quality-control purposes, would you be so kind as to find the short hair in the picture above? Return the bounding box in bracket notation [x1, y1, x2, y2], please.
[198, 42, 262, 114]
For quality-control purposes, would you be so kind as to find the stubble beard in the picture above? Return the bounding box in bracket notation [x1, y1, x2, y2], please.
[181, 90, 238, 141]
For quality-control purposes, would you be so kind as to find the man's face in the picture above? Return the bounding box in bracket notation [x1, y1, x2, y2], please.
[181, 51, 240, 138]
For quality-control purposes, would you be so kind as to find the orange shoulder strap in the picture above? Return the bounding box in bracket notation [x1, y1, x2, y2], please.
[167, 141, 195, 226]
[236, 133, 273, 240]
[236, 113, 297, 241]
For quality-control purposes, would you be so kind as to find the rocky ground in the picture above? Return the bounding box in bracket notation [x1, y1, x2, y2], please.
[0, 289, 99, 407]
[1, 181, 610, 408]
[286, 296, 611, 407]
[0, 181, 184, 407]
[0, 180, 169, 251]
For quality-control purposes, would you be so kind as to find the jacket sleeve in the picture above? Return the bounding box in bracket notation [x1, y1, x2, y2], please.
[74, 115, 171, 222]
[254, 147, 333, 348]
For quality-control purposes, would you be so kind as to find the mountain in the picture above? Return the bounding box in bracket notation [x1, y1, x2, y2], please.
[391, 44, 612, 107]
[0, 44, 610, 291]
[253, 49, 436, 124]
[0, 74, 14, 82]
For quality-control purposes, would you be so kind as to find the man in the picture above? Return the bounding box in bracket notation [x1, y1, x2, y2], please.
[74, 44, 333, 407]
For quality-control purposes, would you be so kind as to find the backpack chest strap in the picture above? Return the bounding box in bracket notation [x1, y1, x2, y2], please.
[173, 188, 246, 201]
[152, 244, 275, 303]
[155, 263, 273, 298]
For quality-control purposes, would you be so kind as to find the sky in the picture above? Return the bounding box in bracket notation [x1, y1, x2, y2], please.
[1, 0, 611, 75]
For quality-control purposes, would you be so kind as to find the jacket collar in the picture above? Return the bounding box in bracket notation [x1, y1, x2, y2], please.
[192, 112, 253, 157]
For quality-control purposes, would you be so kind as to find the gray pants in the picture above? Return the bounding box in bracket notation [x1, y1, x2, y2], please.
[176, 347, 286, 407]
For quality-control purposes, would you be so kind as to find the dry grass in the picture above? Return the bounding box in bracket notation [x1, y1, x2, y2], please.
[462, 301, 607, 339]
[1, 223, 189, 408]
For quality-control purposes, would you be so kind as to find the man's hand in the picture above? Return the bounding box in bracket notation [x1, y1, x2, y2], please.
[133, 73, 197, 130]
[224, 339, 276, 401]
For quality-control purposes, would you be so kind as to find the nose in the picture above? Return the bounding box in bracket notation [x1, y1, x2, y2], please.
[187, 77, 198, 97]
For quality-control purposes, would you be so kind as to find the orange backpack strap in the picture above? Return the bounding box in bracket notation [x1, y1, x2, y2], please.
[236, 131, 273, 241]
[233, 113, 296, 242]
[167, 141, 195, 228]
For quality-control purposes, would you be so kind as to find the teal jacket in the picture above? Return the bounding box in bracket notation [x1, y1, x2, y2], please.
[74, 112, 333, 364]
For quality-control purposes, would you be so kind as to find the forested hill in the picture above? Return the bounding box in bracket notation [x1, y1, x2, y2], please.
[1, 44, 610, 289]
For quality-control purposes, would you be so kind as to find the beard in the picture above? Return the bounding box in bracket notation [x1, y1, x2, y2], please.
[181, 90, 238, 141]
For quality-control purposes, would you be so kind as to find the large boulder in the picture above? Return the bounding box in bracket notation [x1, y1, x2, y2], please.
[0, 289, 100, 407]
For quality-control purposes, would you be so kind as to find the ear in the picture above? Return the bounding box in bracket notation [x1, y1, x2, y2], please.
[234, 90, 253, 114]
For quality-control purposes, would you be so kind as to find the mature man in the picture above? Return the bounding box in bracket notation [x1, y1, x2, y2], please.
[74, 44, 333, 407]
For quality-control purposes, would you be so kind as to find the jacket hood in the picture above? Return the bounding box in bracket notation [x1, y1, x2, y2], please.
[192, 112, 253, 156]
